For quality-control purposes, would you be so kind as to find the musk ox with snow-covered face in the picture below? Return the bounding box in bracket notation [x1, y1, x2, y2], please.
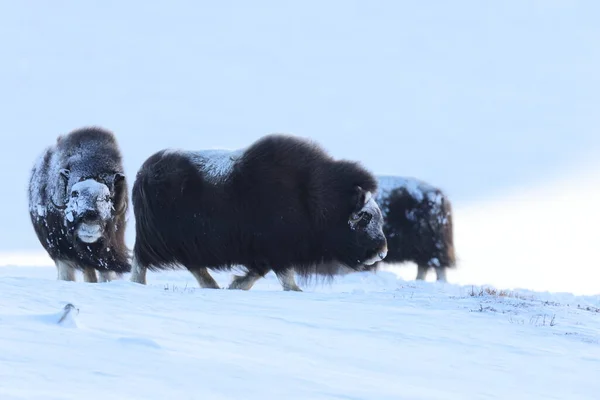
[28, 127, 131, 282]
[365, 176, 456, 281]
[130, 134, 388, 291]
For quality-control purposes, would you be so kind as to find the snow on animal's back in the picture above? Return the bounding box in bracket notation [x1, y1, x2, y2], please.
[28, 146, 52, 217]
[164, 148, 245, 184]
[376, 176, 438, 201]
[375, 175, 447, 222]
[377, 176, 443, 204]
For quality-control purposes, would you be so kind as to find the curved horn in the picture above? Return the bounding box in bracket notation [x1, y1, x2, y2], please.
[51, 196, 68, 210]
[114, 199, 128, 215]
[363, 191, 372, 206]
[112, 172, 127, 215]
[51, 168, 70, 210]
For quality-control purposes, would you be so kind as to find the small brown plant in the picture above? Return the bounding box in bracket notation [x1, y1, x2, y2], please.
[468, 285, 531, 300]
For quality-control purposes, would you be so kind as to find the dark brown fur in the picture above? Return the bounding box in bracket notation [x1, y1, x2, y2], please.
[28, 127, 131, 277]
[369, 176, 456, 281]
[130, 134, 388, 289]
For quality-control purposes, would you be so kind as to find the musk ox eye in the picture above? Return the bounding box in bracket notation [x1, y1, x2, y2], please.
[361, 213, 372, 224]
[356, 212, 372, 226]
[350, 211, 371, 225]
[71, 191, 79, 198]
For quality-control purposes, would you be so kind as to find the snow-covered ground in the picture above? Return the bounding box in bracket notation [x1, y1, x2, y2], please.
[0, 266, 599, 399]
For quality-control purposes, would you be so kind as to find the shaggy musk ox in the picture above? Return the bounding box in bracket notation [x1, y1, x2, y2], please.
[28, 127, 131, 282]
[366, 176, 456, 281]
[130, 134, 389, 291]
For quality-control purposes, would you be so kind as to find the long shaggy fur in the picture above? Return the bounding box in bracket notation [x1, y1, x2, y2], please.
[131, 134, 388, 288]
[368, 176, 456, 281]
[28, 127, 131, 277]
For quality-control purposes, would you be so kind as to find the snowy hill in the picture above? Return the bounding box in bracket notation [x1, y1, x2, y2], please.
[1, 266, 598, 399]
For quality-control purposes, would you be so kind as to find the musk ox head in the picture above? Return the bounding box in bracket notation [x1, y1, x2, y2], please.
[344, 186, 388, 267]
[51, 168, 126, 245]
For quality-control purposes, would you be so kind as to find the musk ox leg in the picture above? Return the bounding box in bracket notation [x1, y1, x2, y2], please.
[435, 267, 448, 282]
[228, 270, 263, 291]
[130, 255, 147, 285]
[83, 267, 98, 283]
[190, 268, 220, 289]
[274, 269, 302, 292]
[56, 260, 76, 282]
[98, 271, 114, 283]
[416, 265, 429, 280]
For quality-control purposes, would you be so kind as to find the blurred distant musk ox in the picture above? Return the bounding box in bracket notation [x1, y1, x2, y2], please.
[28, 127, 131, 282]
[366, 176, 456, 282]
[130, 134, 389, 291]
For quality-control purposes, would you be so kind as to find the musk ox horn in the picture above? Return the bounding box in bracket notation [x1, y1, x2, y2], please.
[112, 172, 127, 215]
[353, 185, 372, 212]
[363, 190, 372, 205]
[51, 168, 70, 210]
[50, 197, 67, 210]
[113, 198, 127, 215]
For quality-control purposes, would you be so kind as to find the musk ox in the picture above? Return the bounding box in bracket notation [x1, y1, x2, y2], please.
[366, 175, 456, 281]
[28, 127, 131, 282]
[130, 134, 388, 291]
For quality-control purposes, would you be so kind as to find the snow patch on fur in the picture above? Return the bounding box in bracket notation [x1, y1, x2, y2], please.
[377, 175, 437, 204]
[28, 147, 52, 216]
[163, 148, 245, 184]
[376, 175, 449, 227]
[189, 149, 244, 183]
[64, 179, 112, 225]
[362, 194, 385, 240]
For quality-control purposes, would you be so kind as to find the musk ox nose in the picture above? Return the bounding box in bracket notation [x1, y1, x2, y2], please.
[81, 209, 99, 222]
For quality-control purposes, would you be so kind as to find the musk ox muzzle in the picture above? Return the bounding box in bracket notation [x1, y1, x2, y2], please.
[362, 241, 388, 266]
[63, 179, 114, 244]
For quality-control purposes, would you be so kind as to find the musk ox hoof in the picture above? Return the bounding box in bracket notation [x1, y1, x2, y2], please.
[228, 273, 262, 291]
[228, 275, 251, 290]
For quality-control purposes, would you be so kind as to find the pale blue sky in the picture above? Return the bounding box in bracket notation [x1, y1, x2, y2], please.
[1, 1, 598, 250]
